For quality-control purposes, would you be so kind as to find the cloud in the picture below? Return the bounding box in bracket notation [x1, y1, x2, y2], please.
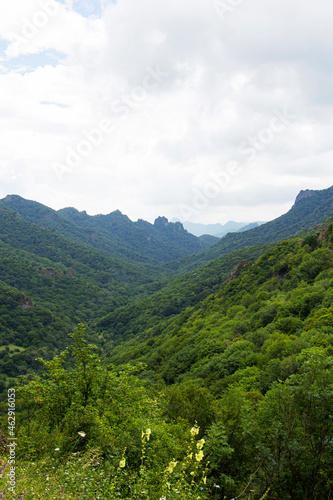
[0, 0, 332, 223]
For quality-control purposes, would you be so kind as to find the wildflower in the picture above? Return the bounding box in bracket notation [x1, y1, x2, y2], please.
[146, 429, 151, 441]
[78, 431, 86, 437]
[119, 458, 126, 468]
[195, 450, 204, 462]
[166, 460, 178, 473]
[54, 448, 60, 451]
[197, 439, 205, 450]
[203, 476, 207, 484]
[190, 425, 199, 437]
[187, 453, 193, 459]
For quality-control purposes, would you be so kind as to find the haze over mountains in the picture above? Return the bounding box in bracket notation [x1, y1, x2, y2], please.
[172, 219, 266, 238]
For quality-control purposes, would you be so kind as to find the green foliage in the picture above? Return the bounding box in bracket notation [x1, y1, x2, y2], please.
[163, 381, 215, 431]
[255, 348, 333, 499]
[106, 231, 333, 397]
[1, 192, 333, 498]
[2, 326, 214, 499]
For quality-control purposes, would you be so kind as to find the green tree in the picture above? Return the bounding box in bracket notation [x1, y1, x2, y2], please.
[256, 348, 333, 499]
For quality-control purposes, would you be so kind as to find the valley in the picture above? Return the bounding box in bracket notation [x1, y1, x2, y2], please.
[0, 186, 333, 499]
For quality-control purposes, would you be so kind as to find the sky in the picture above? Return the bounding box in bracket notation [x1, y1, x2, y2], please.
[0, 0, 332, 224]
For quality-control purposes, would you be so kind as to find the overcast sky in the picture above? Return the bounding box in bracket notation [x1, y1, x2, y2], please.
[0, 0, 332, 224]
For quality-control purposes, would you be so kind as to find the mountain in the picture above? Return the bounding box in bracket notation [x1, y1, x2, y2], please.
[4, 188, 333, 500]
[236, 222, 263, 233]
[175, 185, 333, 271]
[1, 185, 333, 383]
[104, 221, 333, 391]
[0, 197, 221, 381]
[173, 219, 265, 237]
[0, 195, 213, 264]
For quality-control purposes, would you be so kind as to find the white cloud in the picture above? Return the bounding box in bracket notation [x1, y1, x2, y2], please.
[0, 0, 332, 224]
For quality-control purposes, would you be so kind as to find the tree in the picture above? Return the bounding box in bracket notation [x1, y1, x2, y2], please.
[256, 348, 333, 499]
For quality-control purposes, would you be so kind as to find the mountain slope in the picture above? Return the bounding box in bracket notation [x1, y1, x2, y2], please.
[96, 243, 272, 342]
[0, 195, 213, 264]
[174, 185, 333, 271]
[0, 207, 152, 291]
[106, 222, 333, 393]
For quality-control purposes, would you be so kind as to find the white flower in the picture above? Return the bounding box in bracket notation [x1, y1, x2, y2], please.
[78, 431, 86, 437]
[54, 448, 60, 451]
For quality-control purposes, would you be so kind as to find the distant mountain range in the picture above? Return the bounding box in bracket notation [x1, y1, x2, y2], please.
[172, 220, 266, 237]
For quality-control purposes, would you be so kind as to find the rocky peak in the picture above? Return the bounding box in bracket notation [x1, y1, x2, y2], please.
[294, 189, 315, 206]
[154, 217, 186, 232]
[154, 216, 169, 228]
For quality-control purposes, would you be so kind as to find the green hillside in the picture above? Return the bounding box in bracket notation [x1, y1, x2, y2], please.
[0, 207, 160, 291]
[96, 243, 272, 344]
[1, 188, 333, 499]
[176, 184, 333, 271]
[0, 195, 212, 264]
[1, 227, 332, 499]
[107, 225, 333, 393]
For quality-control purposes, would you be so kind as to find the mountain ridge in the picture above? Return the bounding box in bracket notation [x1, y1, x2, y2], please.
[0, 195, 213, 264]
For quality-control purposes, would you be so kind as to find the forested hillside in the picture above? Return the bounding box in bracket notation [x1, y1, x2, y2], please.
[1, 225, 332, 499]
[1, 188, 333, 499]
[177, 185, 333, 270]
[108, 225, 333, 393]
[0, 195, 212, 263]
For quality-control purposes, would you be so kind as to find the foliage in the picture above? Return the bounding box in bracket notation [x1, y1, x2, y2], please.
[1, 192, 333, 498]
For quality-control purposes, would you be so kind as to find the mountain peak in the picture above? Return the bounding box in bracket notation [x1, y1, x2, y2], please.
[294, 189, 315, 206]
[154, 216, 169, 228]
[154, 217, 186, 233]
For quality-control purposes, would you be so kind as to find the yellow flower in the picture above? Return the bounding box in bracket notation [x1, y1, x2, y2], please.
[119, 458, 126, 468]
[190, 425, 199, 437]
[197, 439, 205, 450]
[203, 476, 207, 484]
[187, 453, 193, 459]
[166, 460, 178, 473]
[195, 450, 204, 462]
[146, 428, 151, 441]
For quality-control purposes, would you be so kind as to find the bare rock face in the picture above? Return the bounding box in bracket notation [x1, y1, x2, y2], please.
[154, 216, 186, 232]
[154, 216, 169, 228]
[294, 189, 315, 206]
[223, 260, 250, 284]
